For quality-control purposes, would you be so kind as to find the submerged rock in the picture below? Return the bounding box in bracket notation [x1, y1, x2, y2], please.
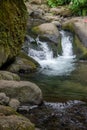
[0, 80, 43, 105]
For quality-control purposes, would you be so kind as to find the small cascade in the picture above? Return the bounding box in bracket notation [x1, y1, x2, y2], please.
[28, 30, 76, 76]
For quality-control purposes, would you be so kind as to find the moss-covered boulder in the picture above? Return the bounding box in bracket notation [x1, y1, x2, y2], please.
[62, 17, 87, 60]
[0, 80, 43, 105]
[0, 0, 27, 67]
[8, 51, 40, 73]
[0, 71, 20, 80]
[0, 105, 18, 116]
[0, 105, 35, 130]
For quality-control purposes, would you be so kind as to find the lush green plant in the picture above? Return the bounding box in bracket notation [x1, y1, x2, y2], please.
[47, 0, 71, 7]
[70, 0, 87, 16]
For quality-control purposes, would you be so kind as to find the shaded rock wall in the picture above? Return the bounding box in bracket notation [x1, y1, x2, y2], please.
[0, 0, 27, 67]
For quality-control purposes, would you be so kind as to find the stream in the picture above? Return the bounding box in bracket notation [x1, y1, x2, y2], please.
[20, 30, 87, 130]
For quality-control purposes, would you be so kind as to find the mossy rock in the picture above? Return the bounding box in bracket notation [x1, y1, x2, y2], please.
[32, 23, 62, 56]
[8, 51, 40, 73]
[0, 0, 27, 67]
[0, 105, 35, 130]
[62, 19, 87, 60]
[0, 71, 20, 81]
[0, 105, 18, 116]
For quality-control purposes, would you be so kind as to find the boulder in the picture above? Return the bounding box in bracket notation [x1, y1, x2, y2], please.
[9, 99, 20, 111]
[62, 17, 87, 60]
[0, 105, 18, 116]
[0, 80, 43, 105]
[0, 105, 35, 130]
[0, 115, 35, 130]
[0, 71, 20, 80]
[50, 6, 72, 17]
[0, 0, 27, 67]
[32, 23, 61, 56]
[0, 93, 9, 105]
[8, 51, 39, 73]
[32, 23, 60, 44]
[51, 21, 61, 27]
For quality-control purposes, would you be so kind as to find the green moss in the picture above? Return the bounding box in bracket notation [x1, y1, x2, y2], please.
[58, 36, 62, 55]
[62, 22, 75, 33]
[19, 51, 39, 67]
[0, 105, 18, 116]
[74, 35, 87, 60]
[32, 26, 41, 35]
[0, 0, 27, 67]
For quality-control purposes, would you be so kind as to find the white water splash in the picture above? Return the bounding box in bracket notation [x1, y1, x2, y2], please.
[45, 100, 85, 111]
[28, 30, 76, 76]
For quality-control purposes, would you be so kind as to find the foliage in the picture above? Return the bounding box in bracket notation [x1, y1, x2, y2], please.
[70, 0, 87, 16]
[47, 0, 87, 16]
[47, 0, 71, 7]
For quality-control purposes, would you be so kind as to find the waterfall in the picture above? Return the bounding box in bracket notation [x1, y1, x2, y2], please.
[28, 30, 76, 76]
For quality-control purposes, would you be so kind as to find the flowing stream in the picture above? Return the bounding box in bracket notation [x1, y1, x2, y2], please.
[21, 30, 87, 130]
[28, 30, 76, 76]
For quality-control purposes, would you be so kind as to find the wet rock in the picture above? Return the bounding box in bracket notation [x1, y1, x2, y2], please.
[0, 80, 43, 105]
[32, 23, 61, 57]
[0, 93, 9, 105]
[9, 99, 20, 111]
[62, 17, 87, 60]
[0, 71, 20, 81]
[8, 51, 39, 74]
[32, 23, 60, 44]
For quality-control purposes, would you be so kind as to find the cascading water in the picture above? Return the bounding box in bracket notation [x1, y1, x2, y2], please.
[28, 30, 76, 76]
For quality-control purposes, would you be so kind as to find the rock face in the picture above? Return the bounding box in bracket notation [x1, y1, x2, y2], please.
[0, 0, 27, 67]
[0, 80, 43, 105]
